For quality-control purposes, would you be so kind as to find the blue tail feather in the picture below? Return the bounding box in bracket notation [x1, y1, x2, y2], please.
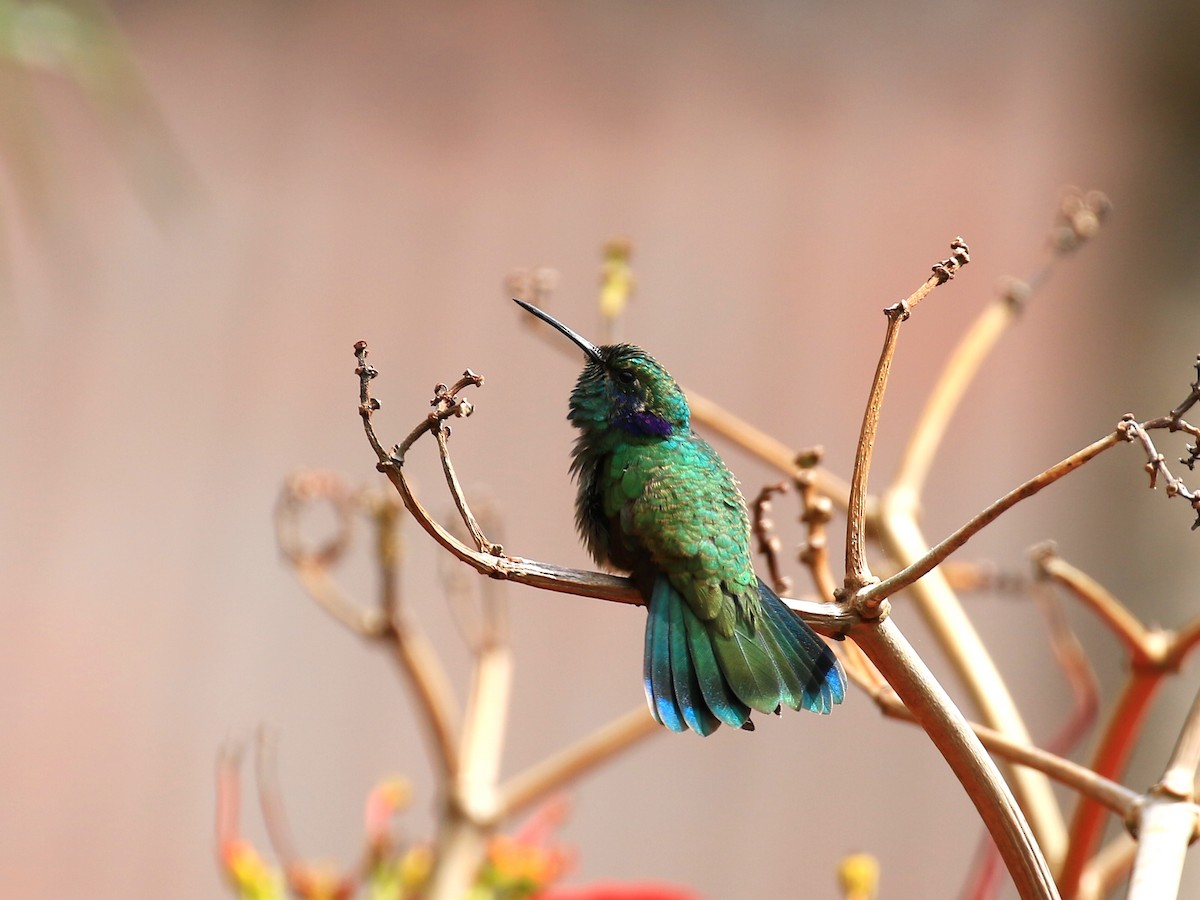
[644, 575, 844, 734]
[645, 577, 686, 732]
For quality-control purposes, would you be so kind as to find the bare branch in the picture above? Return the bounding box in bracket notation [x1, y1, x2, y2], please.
[1034, 545, 1155, 664]
[852, 617, 1059, 899]
[843, 239, 970, 606]
[859, 430, 1123, 607]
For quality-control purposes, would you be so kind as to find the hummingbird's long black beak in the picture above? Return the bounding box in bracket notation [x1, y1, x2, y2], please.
[513, 298, 605, 365]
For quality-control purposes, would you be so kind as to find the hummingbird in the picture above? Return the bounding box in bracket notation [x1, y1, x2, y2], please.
[515, 299, 845, 735]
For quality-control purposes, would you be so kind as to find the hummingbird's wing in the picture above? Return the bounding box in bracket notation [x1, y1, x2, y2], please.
[606, 433, 759, 628]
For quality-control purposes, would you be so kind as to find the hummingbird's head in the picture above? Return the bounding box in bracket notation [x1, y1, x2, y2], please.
[573, 343, 689, 438]
[514, 299, 690, 439]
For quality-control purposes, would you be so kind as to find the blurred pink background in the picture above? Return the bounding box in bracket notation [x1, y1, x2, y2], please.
[2, 1, 1199, 897]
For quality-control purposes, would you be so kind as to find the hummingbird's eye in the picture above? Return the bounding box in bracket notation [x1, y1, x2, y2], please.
[615, 369, 637, 386]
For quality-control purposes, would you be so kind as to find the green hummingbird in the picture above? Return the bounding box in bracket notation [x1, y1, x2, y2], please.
[515, 299, 845, 735]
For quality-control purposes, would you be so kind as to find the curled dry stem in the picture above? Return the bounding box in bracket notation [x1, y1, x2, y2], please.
[751, 480, 793, 595]
[796, 447, 839, 604]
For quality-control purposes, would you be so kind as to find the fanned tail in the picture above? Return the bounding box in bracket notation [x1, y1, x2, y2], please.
[756, 578, 846, 714]
[643, 574, 844, 735]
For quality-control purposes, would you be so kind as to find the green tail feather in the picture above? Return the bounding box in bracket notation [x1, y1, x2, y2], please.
[680, 594, 752, 729]
[667, 586, 722, 736]
[710, 613, 785, 715]
[643, 575, 845, 735]
[757, 579, 845, 714]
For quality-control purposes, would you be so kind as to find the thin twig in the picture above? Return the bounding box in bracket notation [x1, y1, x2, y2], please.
[1035, 548, 1157, 665]
[436, 424, 502, 555]
[859, 430, 1123, 607]
[1121, 415, 1200, 530]
[843, 239, 970, 606]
